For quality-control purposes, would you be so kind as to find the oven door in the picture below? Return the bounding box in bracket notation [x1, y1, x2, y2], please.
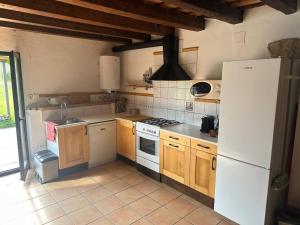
[136, 131, 159, 164]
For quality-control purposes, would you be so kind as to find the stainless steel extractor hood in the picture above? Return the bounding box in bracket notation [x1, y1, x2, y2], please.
[150, 35, 192, 81]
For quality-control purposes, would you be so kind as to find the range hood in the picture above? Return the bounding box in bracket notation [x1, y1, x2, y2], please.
[150, 35, 192, 81]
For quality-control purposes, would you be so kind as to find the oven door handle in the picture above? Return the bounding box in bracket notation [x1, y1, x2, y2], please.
[136, 131, 159, 141]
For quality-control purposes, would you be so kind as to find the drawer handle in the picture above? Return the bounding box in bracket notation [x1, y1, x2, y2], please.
[100, 128, 106, 131]
[169, 143, 179, 148]
[197, 144, 210, 149]
[169, 136, 179, 140]
[212, 157, 217, 171]
[132, 126, 135, 135]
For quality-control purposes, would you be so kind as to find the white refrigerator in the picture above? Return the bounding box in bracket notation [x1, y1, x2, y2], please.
[214, 58, 299, 225]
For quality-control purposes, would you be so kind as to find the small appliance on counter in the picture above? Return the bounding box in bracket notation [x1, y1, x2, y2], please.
[114, 97, 127, 113]
[201, 116, 215, 133]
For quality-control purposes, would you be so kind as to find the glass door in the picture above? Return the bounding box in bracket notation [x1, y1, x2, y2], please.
[9, 52, 29, 181]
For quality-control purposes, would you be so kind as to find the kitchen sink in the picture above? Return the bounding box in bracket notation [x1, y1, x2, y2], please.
[53, 118, 85, 125]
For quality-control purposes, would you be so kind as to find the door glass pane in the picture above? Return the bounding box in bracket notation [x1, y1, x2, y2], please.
[140, 137, 155, 156]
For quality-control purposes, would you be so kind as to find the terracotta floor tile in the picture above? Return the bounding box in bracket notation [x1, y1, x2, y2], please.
[131, 218, 153, 225]
[219, 219, 239, 225]
[88, 217, 114, 225]
[16, 193, 56, 213]
[185, 206, 223, 225]
[72, 178, 100, 193]
[133, 180, 161, 195]
[115, 187, 144, 204]
[67, 205, 102, 225]
[145, 207, 181, 225]
[104, 179, 131, 194]
[89, 171, 118, 185]
[45, 216, 73, 225]
[148, 188, 179, 205]
[58, 195, 89, 213]
[175, 219, 193, 225]
[49, 187, 79, 202]
[94, 195, 126, 215]
[32, 204, 65, 225]
[165, 196, 199, 217]
[106, 206, 142, 225]
[129, 196, 160, 216]
[44, 180, 72, 192]
[120, 173, 146, 186]
[82, 186, 114, 203]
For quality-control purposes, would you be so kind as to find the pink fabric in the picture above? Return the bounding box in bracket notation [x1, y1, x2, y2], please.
[46, 122, 56, 142]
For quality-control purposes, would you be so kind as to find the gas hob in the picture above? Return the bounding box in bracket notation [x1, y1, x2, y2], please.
[136, 118, 181, 136]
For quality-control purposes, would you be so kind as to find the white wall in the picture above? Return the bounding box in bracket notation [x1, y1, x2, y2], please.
[120, 5, 300, 83]
[0, 28, 114, 104]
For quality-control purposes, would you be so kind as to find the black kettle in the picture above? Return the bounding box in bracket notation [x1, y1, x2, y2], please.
[201, 116, 215, 133]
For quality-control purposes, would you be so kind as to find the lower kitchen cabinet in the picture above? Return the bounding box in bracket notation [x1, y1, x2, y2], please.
[160, 140, 191, 185]
[57, 124, 89, 169]
[116, 119, 136, 161]
[190, 148, 217, 198]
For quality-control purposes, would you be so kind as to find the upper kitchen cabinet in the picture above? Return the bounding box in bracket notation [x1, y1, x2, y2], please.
[116, 118, 136, 161]
[56, 124, 89, 169]
[99, 56, 120, 90]
[190, 140, 217, 198]
[160, 130, 191, 185]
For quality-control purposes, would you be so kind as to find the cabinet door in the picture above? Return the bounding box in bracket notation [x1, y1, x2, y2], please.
[160, 140, 190, 185]
[116, 120, 135, 161]
[58, 125, 89, 169]
[190, 148, 216, 198]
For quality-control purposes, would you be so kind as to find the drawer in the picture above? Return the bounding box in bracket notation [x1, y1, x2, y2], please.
[160, 130, 190, 146]
[162, 140, 186, 152]
[191, 139, 217, 155]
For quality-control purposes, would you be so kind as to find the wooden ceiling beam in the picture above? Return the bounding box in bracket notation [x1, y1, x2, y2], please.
[260, 0, 297, 14]
[0, 20, 132, 43]
[160, 0, 243, 24]
[0, 8, 150, 41]
[57, 0, 205, 31]
[0, 0, 174, 35]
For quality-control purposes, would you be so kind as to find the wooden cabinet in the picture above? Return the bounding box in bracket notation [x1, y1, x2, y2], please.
[116, 119, 136, 161]
[190, 148, 217, 198]
[160, 130, 190, 146]
[57, 124, 89, 169]
[160, 134, 191, 185]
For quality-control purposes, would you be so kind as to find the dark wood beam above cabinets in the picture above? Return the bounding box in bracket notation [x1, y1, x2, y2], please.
[260, 0, 297, 14]
[57, 0, 205, 31]
[0, 8, 150, 41]
[0, 0, 174, 35]
[112, 39, 164, 52]
[160, 0, 243, 24]
[0, 20, 132, 43]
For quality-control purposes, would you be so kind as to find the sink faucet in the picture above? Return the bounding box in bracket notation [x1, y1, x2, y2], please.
[60, 102, 68, 120]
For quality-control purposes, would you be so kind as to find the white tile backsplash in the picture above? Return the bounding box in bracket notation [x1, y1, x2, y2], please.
[167, 110, 176, 120]
[147, 97, 154, 106]
[160, 88, 168, 98]
[176, 100, 185, 111]
[176, 88, 186, 100]
[194, 102, 205, 114]
[160, 98, 168, 108]
[204, 103, 217, 117]
[175, 111, 185, 123]
[168, 81, 177, 88]
[176, 81, 186, 89]
[153, 98, 161, 107]
[194, 113, 203, 127]
[153, 87, 161, 98]
[168, 88, 177, 99]
[160, 81, 169, 88]
[167, 99, 177, 110]
[185, 112, 195, 124]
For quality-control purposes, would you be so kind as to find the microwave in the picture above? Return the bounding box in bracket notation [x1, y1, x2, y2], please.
[190, 80, 221, 100]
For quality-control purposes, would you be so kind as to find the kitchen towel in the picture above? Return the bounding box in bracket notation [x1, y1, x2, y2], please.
[46, 122, 56, 142]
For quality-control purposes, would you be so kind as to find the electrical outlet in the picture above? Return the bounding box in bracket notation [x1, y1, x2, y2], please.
[185, 101, 194, 112]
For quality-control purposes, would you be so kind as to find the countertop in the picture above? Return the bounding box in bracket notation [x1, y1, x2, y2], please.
[160, 123, 218, 145]
[51, 113, 151, 128]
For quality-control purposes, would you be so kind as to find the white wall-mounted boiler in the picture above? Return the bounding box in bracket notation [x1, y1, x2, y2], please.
[99, 55, 120, 90]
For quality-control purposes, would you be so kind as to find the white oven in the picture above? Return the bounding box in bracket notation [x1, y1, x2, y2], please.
[136, 124, 160, 172]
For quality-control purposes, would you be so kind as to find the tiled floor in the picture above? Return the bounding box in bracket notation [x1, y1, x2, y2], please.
[0, 161, 236, 225]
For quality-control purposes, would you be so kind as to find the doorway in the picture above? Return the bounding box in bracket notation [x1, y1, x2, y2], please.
[0, 51, 29, 180]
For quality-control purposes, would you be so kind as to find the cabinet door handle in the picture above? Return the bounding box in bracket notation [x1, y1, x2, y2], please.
[169, 136, 179, 140]
[132, 126, 135, 135]
[169, 143, 179, 148]
[212, 157, 217, 171]
[197, 144, 210, 149]
[85, 126, 88, 135]
[100, 128, 106, 131]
